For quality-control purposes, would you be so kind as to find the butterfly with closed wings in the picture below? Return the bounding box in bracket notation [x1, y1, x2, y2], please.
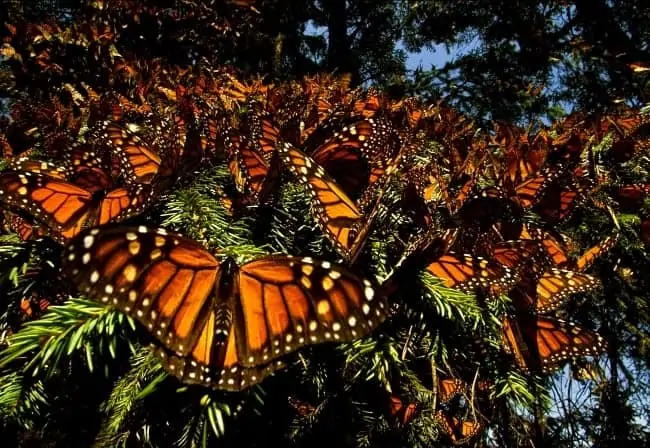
[278, 142, 389, 264]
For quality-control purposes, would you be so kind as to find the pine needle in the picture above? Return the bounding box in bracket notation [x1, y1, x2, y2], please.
[94, 348, 162, 448]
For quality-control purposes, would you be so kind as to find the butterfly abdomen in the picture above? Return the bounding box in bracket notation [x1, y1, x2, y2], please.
[214, 257, 238, 344]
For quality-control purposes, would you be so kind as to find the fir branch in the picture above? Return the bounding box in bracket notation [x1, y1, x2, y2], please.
[0, 237, 30, 286]
[0, 234, 24, 251]
[160, 165, 252, 247]
[495, 371, 550, 411]
[0, 298, 136, 378]
[176, 392, 252, 448]
[420, 272, 484, 327]
[0, 371, 48, 428]
[268, 182, 330, 256]
[343, 336, 401, 387]
[93, 347, 162, 448]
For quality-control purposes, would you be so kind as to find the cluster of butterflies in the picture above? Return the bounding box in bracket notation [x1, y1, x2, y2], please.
[1, 69, 648, 444]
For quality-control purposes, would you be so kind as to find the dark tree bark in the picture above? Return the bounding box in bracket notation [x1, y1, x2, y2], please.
[324, 0, 359, 85]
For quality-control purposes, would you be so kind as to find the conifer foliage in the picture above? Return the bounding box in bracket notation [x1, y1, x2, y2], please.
[1, 1, 649, 447]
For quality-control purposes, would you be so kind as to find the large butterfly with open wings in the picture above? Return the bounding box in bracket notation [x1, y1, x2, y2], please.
[62, 225, 389, 391]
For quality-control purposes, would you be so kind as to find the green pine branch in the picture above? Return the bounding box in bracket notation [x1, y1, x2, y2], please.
[93, 347, 163, 448]
[419, 272, 485, 327]
[0, 298, 136, 379]
[160, 164, 253, 248]
[0, 372, 48, 428]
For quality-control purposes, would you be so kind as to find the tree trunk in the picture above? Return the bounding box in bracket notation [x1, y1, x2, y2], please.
[324, 0, 359, 85]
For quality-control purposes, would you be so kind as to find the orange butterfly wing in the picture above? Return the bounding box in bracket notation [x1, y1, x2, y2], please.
[534, 269, 600, 312]
[226, 129, 280, 204]
[3, 211, 43, 241]
[534, 183, 585, 223]
[235, 256, 386, 364]
[389, 394, 419, 426]
[310, 118, 400, 200]
[279, 142, 375, 263]
[502, 315, 606, 373]
[512, 168, 559, 208]
[245, 115, 281, 162]
[435, 410, 483, 445]
[96, 185, 155, 226]
[99, 122, 161, 184]
[7, 157, 68, 179]
[0, 171, 93, 237]
[425, 252, 519, 295]
[63, 225, 259, 389]
[509, 269, 600, 313]
[573, 234, 618, 272]
[490, 240, 547, 269]
[519, 224, 569, 266]
[438, 378, 468, 404]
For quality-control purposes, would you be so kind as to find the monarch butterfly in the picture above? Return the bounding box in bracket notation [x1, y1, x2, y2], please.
[434, 410, 483, 445]
[404, 165, 449, 208]
[501, 314, 607, 374]
[242, 113, 281, 162]
[351, 91, 385, 119]
[400, 165, 451, 229]
[297, 95, 336, 145]
[397, 231, 520, 296]
[425, 251, 520, 296]
[9, 137, 119, 187]
[225, 127, 282, 207]
[509, 268, 601, 314]
[605, 112, 650, 139]
[518, 224, 569, 267]
[389, 97, 423, 130]
[62, 225, 388, 391]
[95, 121, 162, 185]
[388, 394, 419, 426]
[505, 167, 562, 209]
[533, 180, 586, 224]
[438, 378, 468, 405]
[571, 233, 619, 272]
[7, 157, 69, 180]
[380, 229, 459, 299]
[3, 211, 46, 241]
[0, 170, 154, 242]
[308, 118, 402, 203]
[200, 117, 225, 160]
[160, 109, 207, 177]
[20, 293, 52, 319]
[607, 112, 650, 161]
[455, 186, 517, 231]
[490, 239, 547, 270]
[278, 142, 385, 264]
[494, 122, 549, 186]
